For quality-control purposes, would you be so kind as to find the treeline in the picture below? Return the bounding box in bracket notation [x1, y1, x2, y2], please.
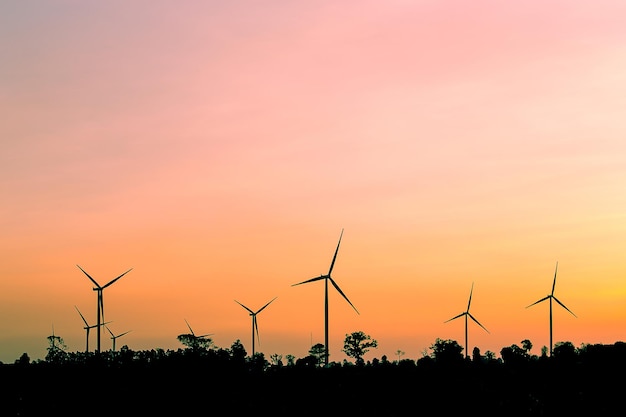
[1, 338, 625, 416]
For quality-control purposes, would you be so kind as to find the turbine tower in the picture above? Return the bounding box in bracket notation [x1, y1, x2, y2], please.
[105, 325, 131, 352]
[526, 261, 577, 356]
[292, 228, 359, 367]
[234, 296, 277, 357]
[75, 305, 110, 353]
[77, 265, 132, 353]
[444, 281, 490, 359]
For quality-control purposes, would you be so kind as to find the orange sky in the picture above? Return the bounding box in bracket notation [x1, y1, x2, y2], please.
[1, 0, 625, 364]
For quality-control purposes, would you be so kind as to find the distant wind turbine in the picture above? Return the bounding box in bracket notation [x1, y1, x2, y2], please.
[178, 319, 214, 350]
[292, 228, 359, 367]
[444, 281, 490, 359]
[77, 265, 132, 353]
[75, 305, 111, 353]
[526, 261, 577, 356]
[47, 323, 66, 354]
[105, 325, 131, 352]
[234, 297, 278, 357]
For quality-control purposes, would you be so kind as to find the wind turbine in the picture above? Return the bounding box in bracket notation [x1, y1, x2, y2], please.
[292, 228, 359, 367]
[444, 281, 490, 359]
[234, 296, 278, 357]
[77, 265, 132, 353]
[105, 325, 131, 352]
[47, 323, 66, 355]
[526, 261, 577, 356]
[179, 319, 214, 350]
[74, 305, 110, 353]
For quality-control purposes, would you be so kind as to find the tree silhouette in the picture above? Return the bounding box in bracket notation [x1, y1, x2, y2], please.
[229, 339, 247, 365]
[45, 332, 67, 363]
[429, 338, 464, 365]
[177, 333, 214, 351]
[309, 343, 326, 367]
[342, 331, 378, 365]
[270, 353, 283, 367]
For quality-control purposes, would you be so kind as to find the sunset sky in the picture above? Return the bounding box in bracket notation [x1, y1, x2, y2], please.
[1, 0, 625, 364]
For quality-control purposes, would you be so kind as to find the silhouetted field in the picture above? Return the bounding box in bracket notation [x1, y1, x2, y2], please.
[1, 341, 624, 416]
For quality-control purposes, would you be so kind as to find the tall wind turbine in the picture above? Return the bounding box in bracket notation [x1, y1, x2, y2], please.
[444, 282, 490, 359]
[292, 228, 359, 367]
[105, 325, 131, 352]
[234, 296, 277, 357]
[75, 305, 110, 353]
[526, 261, 577, 356]
[77, 265, 132, 353]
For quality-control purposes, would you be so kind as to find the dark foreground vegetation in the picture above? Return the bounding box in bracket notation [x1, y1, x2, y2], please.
[2, 338, 625, 416]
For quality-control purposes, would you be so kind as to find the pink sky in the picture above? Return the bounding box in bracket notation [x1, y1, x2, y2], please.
[1, 0, 625, 364]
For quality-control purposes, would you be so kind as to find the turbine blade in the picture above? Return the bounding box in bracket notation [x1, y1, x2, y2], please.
[184, 319, 195, 335]
[467, 282, 474, 311]
[328, 228, 344, 275]
[105, 326, 114, 337]
[235, 300, 254, 314]
[254, 317, 260, 344]
[551, 262, 558, 295]
[75, 306, 89, 326]
[102, 268, 133, 289]
[118, 330, 132, 338]
[468, 313, 490, 333]
[329, 277, 359, 314]
[77, 265, 101, 288]
[553, 297, 577, 318]
[256, 296, 278, 314]
[198, 333, 214, 338]
[444, 312, 466, 323]
[100, 295, 105, 322]
[292, 275, 326, 286]
[526, 296, 550, 308]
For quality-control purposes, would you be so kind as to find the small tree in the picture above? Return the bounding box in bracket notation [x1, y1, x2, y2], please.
[521, 339, 533, 355]
[16, 352, 30, 366]
[429, 338, 464, 366]
[342, 331, 378, 365]
[472, 346, 482, 363]
[230, 339, 247, 363]
[270, 353, 283, 367]
[309, 343, 326, 367]
[176, 333, 214, 351]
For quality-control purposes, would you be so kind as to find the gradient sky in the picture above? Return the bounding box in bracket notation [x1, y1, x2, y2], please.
[1, 0, 625, 364]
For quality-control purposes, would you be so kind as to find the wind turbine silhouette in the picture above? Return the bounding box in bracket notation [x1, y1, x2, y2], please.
[48, 323, 61, 350]
[75, 305, 111, 353]
[234, 296, 278, 357]
[77, 265, 132, 353]
[444, 281, 490, 359]
[292, 228, 359, 367]
[526, 261, 577, 356]
[180, 319, 214, 349]
[105, 325, 131, 352]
